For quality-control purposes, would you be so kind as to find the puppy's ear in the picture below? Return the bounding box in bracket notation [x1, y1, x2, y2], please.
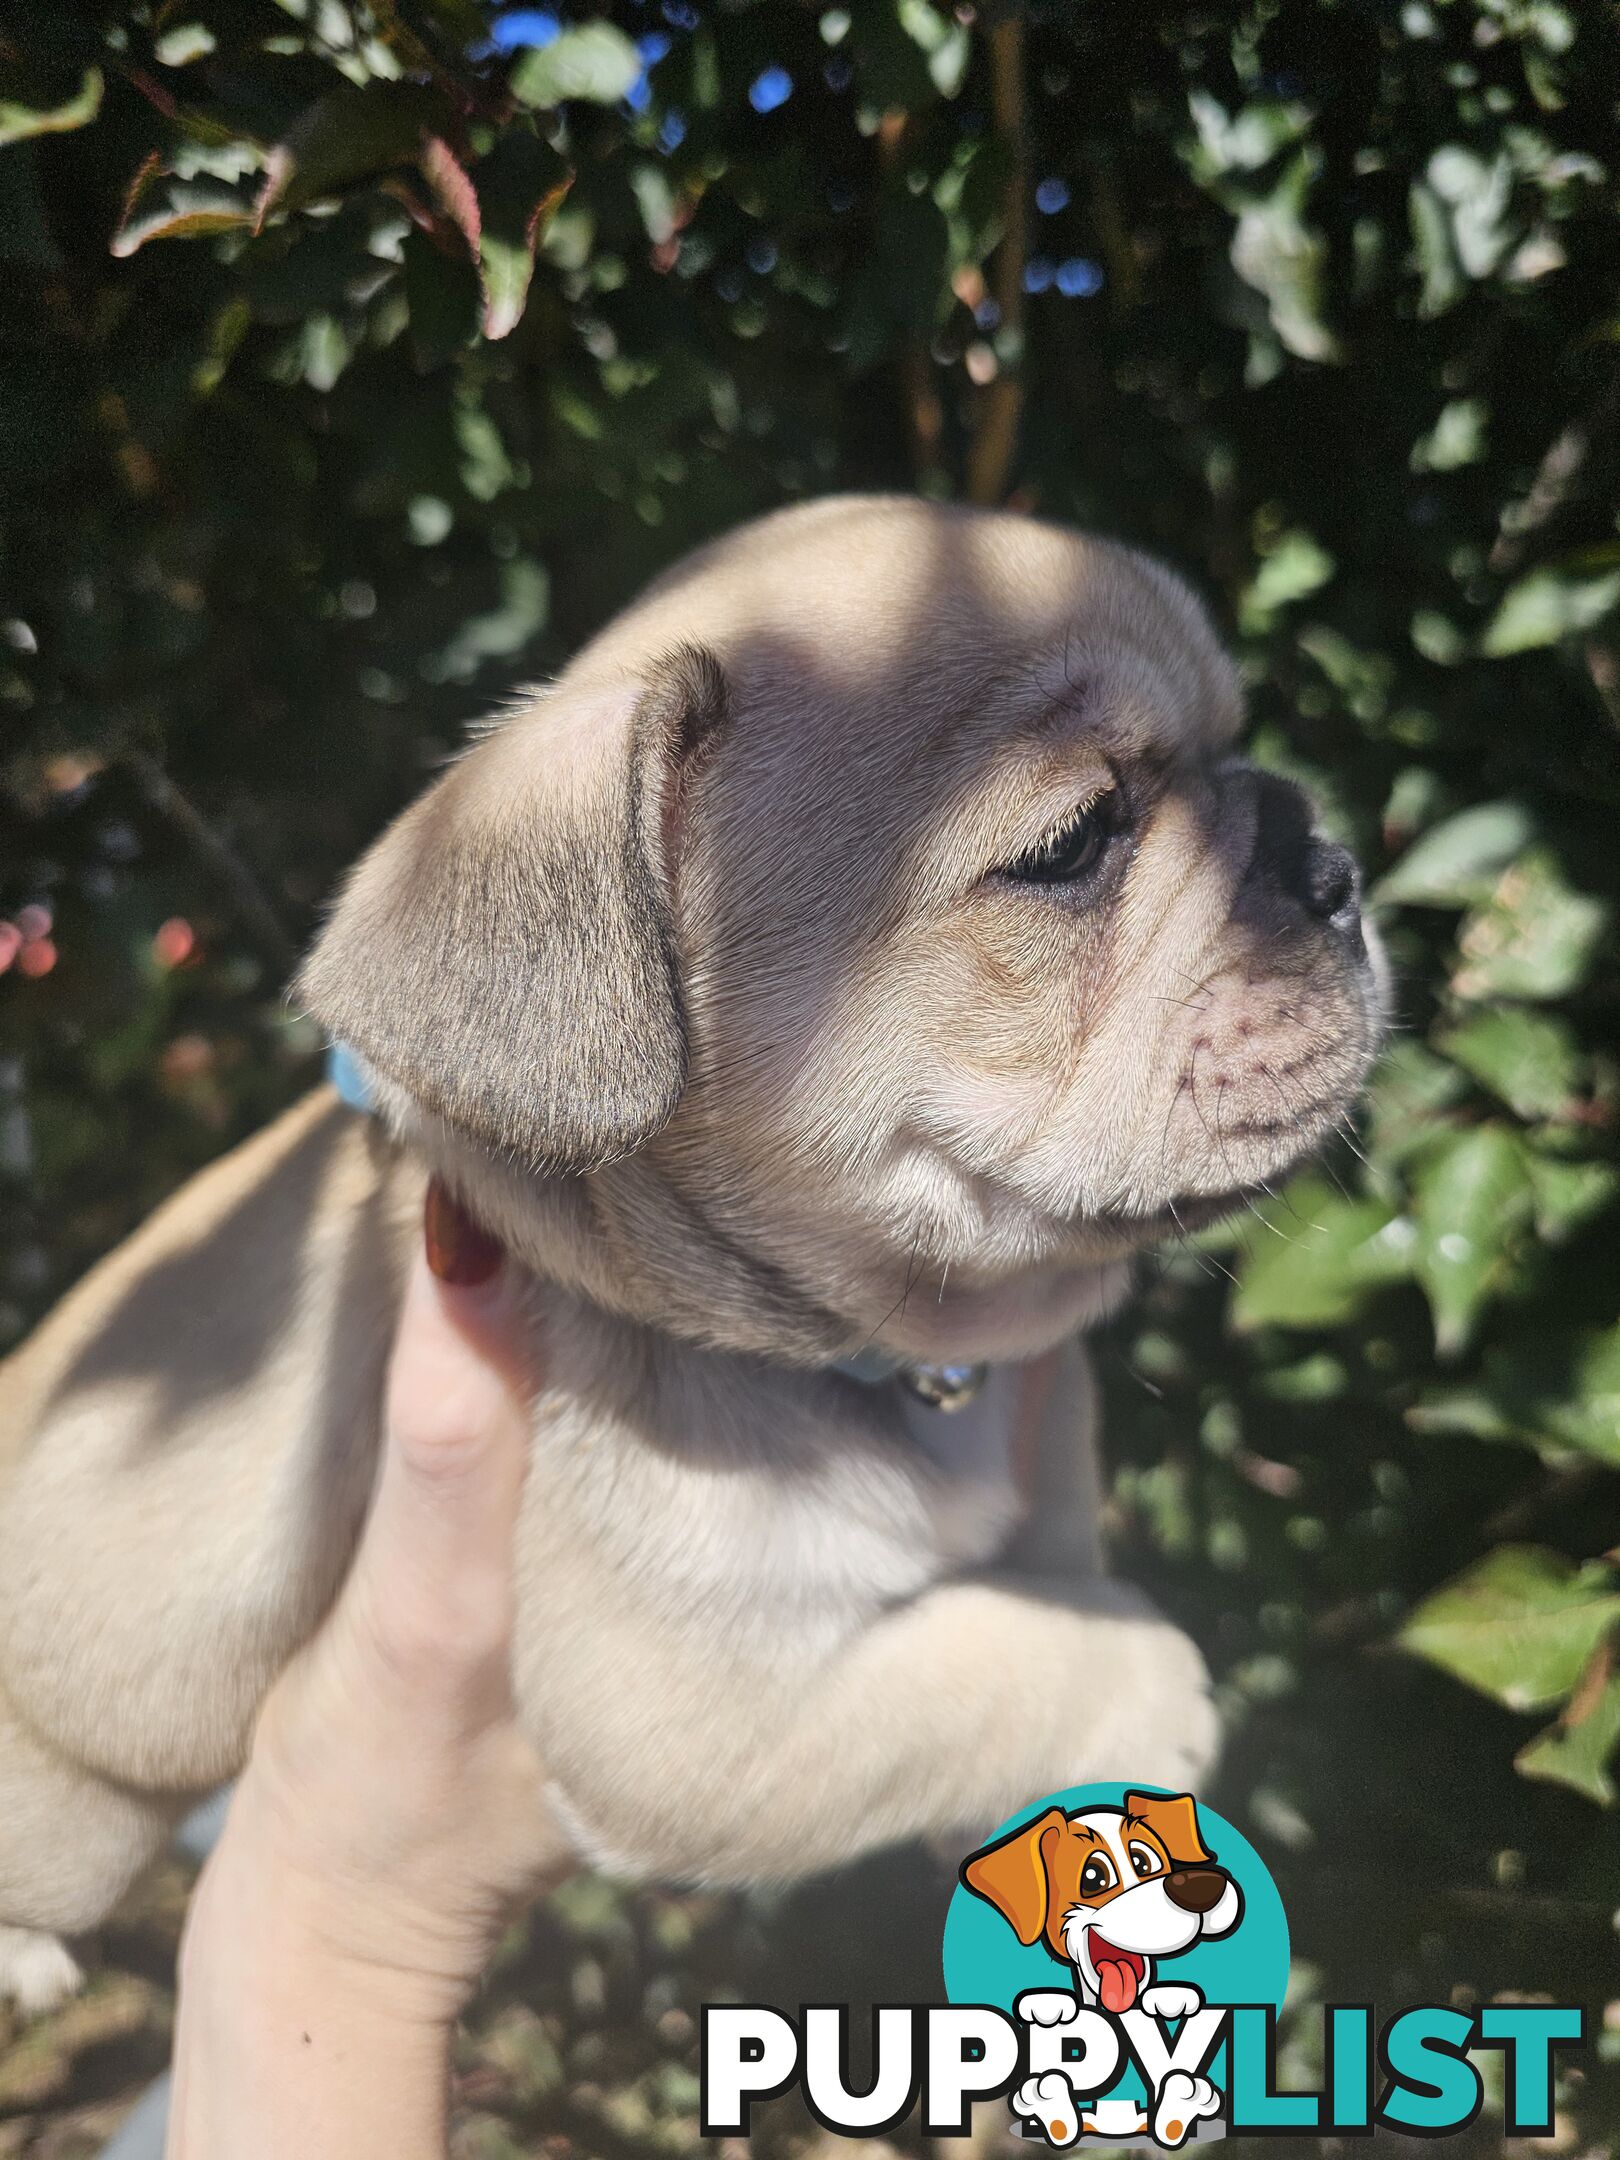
[1124, 1791, 1212, 1868]
[960, 1805, 1068, 1946]
[298, 645, 728, 1171]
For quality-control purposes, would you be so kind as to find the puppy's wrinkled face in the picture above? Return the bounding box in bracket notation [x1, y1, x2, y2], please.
[657, 502, 1383, 1358]
[306, 496, 1380, 1364]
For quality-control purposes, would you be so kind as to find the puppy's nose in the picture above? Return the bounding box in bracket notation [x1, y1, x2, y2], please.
[1304, 840, 1360, 929]
[1164, 1867, 1228, 1914]
[1253, 774, 1363, 950]
[1305, 838, 1365, 957]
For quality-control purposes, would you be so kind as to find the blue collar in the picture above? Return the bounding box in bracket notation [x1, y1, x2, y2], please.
[326, 1042, 984, 1408]
[328, 1040, 377, 1113]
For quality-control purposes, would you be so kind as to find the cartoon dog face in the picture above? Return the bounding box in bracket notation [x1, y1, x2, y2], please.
[961, 1791, 1243, 2013]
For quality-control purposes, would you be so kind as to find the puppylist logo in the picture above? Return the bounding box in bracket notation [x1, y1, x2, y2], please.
[701, 1784, 1585, 2148]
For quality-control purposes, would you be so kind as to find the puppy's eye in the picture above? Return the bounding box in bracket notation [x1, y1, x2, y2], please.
[1079, 1855, 1116, 1898]
[1128, 1842, 1161, 1879]
[1002, 794, 1119, 886]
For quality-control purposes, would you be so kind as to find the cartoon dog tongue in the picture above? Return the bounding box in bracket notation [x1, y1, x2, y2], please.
[1090, 1937, 1140, 2013]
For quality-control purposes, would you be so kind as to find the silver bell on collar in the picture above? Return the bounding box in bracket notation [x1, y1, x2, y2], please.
[897, 1360, 988, 1413]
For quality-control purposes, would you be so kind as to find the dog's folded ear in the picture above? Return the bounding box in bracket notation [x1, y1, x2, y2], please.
[959, 1804, 1068, 1946]
[1124, 1790, 1212, 1868]
[297, 644, 728, 1172]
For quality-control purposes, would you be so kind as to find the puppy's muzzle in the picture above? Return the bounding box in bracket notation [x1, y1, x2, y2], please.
[1164, 1866, 1229, 1915]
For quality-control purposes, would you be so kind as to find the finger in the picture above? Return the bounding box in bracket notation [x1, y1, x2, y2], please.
[355, 1185, 537, 1687]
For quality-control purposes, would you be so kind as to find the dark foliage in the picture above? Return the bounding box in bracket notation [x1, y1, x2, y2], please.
[2, 0, 1619, 2148]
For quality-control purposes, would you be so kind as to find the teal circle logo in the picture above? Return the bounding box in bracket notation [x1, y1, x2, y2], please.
[942, 1784, 1288, 2135]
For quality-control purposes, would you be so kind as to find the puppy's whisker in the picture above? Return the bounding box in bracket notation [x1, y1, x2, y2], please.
[899, 1231, 925, 1323]
[1168, 962, 1225, 1002]
[1249, 1062, 1337, 1229]
[1250, 1065, 1309, 1224]
[1331, 1110, 1375, 1177]
[1267, 1056, 1356, 1207]
[855, 1227, 931, 1356]
[1212, 1080, 1289, 1243]
[1185, 1047, 1226, 1174]
[1154, 1080, 1218, 1284]
[1149, 1075, 1239, 1285]
[1164, 1195, 1237, 1288]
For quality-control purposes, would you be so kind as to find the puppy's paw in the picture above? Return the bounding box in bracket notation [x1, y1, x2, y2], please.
[1016, 1987, 1081, 2027]
[1012, 2070, 1082, 2147]
[1152, 2069, 1220, 2148]
[0, 1926, 85, 2018]
[1140, 1981, 1203, 2022]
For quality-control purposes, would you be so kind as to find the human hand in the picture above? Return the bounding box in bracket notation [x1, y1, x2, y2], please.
[168, 1180, 568, 2157]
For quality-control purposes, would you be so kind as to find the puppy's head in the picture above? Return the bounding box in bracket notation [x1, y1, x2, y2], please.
[300, 497, 1382, 1360]
[961, 1790, 1243, 2011]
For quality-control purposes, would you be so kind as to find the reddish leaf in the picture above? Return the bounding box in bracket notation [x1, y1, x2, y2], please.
[112, 151, 254, 257]
[419, 135, 481, 258]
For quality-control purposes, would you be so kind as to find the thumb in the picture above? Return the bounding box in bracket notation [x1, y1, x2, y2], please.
[352, 1181, 537, 1698]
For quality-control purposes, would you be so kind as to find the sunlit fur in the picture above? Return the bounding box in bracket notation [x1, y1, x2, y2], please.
[438, 495, 1384, 1366]
[0, 498, 1379, 2012]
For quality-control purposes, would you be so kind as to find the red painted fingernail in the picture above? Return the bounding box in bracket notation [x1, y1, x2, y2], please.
[424, 1176, 503, 1287]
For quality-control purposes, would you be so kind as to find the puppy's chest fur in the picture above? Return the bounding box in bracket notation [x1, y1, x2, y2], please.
[513, 1305, 1031, 1875]
[528, 1296, 1026, 1636]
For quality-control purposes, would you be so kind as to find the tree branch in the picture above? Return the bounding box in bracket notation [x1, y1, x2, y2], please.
[964, 12, 1028, 508]
[123, 750, 299, 980]
[876, 110, 948, 492]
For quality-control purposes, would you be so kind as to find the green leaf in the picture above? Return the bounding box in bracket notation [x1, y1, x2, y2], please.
[1481, 567, 1620, 656]
[897, 0, 969, 97]
[1452, 850, 1608, 1002]
[1410, 175, 1462, 318]
[1518, 1671, 1620, 1804]
[1411, 1124, 1533, 1355]
[428, 557, 550, 682]
[1411, 1324, 1620, 1464]
[0, 66, 103, 149]
[1526, 1154, 1618, 1243]
[403, 227, 481, 371]
[455, 404, 513, 501]
[1561, 1326, 1620, 1461]
[1410, 396, 1487, 473]
[1406, 1381, 1520, 1447]
[1366, 1041, 1469, 1168]
[1438, 1006, 1582, 1120]
[154, 24, 217, 66]
[1240, 529, 1334, 633]
[510, 24, 643, 108]
[1185, 90, 1312, 183]
[1228, 152, 1342, 363]
[1426, 145, 1516, 279]
[1399, 1547, 1620, 1712]
[257, 81, 449, 224]
[1370, 800, 1534, 908]
[475, 128, 572, 341]
[1230, 1179, 1414, 1332]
